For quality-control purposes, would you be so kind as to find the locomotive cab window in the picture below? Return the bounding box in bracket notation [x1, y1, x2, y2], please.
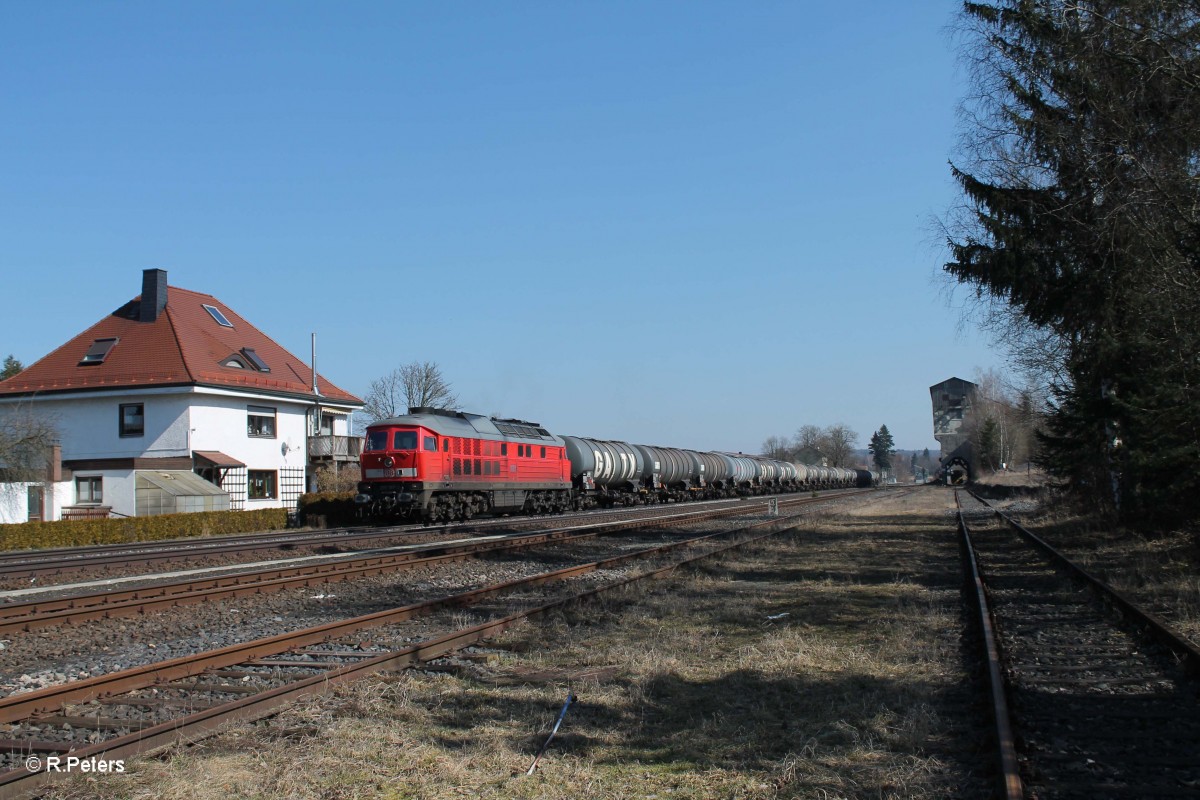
[365, 431, 388, 451]
[392, 431, 418, 450]
[540, 446, 546, 458]
[443, 439, 449, 452]
[500, 443, 507, 456]
[424, 436, 437, 452]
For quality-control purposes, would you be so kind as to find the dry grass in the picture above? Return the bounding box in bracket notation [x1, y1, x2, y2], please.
[46, 489, 988, 799]
[971, 467, 1048, 488]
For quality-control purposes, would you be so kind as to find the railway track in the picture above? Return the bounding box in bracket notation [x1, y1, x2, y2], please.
[956, 489, 1200, 798]
[0, 492, 862, 635]
[0, 496, 828, 800]
[0, 492, 852, 585]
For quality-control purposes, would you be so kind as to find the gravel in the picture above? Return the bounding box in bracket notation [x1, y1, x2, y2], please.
[0, 498, 859, 701]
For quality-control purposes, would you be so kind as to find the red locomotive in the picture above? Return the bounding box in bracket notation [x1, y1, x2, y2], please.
[356, 408, 572, 523]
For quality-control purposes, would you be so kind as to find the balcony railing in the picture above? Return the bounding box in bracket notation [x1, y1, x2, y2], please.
[307, 435, 363, 462]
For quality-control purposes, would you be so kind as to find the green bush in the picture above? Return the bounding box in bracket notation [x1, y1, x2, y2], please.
[0, 508, 288, 552]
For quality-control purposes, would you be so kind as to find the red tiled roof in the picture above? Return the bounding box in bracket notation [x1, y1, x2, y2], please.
[0, 284, 362, 405]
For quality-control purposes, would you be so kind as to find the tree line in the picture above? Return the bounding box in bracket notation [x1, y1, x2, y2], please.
[761, 424, 859, 468]
[761, 423, 908, 477]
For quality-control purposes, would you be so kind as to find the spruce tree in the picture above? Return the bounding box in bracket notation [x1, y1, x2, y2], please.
[0, 355, 22, 380]
[869, 425, 895, 473]
[946, 0, 1200, 523]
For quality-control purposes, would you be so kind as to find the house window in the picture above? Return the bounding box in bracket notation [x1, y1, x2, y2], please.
[77, 476, 103, 504]
[247, 406, 276, 438]
[248, 470, 277, 500]
[320, 413, 335, 435]
[120, 403, 144, 437]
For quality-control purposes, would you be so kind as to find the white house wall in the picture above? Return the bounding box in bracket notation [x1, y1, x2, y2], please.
[72, 469, 136, 517]
[19, 391, 191, 461]
[188, 394, 310, 510]
[0, 481, 72, 525]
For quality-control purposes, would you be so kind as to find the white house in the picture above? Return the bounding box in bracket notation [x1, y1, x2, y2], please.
[0, 269, 363, 523]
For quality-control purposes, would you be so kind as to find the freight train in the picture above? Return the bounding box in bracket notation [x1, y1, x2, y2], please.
[355, 408, 879, 523]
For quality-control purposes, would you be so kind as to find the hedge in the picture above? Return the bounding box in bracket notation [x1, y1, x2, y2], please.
[297, 491, 359, 527]
[0, 508, 288, 552]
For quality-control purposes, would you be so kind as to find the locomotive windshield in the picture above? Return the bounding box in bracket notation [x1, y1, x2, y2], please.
[364, 429, 419, 451]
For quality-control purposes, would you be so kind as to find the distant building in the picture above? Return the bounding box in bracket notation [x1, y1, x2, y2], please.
[930, 377, 977, 483]
[0, 269, 363, 523]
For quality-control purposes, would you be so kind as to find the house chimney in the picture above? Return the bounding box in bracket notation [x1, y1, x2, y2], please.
[49, 444, 62, 482]
[140, 269, 168, 323]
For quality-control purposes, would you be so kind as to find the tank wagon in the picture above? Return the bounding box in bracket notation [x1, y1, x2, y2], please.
[357, 408, 879, 522]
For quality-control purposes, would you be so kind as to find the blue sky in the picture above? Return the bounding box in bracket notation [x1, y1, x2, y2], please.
[1, 2, 998, 454]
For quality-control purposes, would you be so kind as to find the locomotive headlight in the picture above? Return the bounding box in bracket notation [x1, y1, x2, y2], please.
[383, 457, 395, 468]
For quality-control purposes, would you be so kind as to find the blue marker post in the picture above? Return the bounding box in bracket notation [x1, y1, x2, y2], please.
[526, 693, 578, 775]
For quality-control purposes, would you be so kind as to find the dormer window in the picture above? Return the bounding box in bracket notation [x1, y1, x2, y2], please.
[80, 337, 119, 366]
[203, 304, 234, 327]
[220, 349, 270, 372]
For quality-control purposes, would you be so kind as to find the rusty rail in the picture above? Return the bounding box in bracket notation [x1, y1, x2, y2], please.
[954, 489, 1022, 800]
[967, 489, 1200, 678]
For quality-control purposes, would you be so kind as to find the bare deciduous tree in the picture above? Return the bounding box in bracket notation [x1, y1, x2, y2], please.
[822, 424, 858, 468]
[362, 361, 459, 421]
[760, 435, 792, 461]
[792, 425, 824, 464]
[313, 464, 361, 494]
[757, 423, 861, 467]
[0, 402, 58, 483]
[957, 367, 1046, 475]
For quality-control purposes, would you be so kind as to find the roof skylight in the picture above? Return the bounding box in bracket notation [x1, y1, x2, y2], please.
[202, 304, 234, 327]
[240, 348, 270, 373]
[79, 337, 119, 366]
